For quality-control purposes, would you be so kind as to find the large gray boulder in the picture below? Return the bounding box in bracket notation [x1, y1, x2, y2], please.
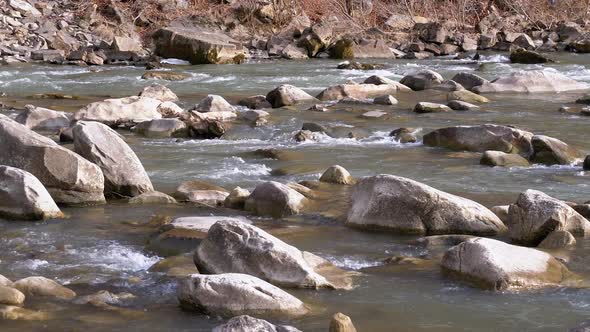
[195, 220, 349, 289]
[474, 70, 589, 93]
[213, 315, 301, 332]
[153, 27, 246, 64]
[442, 237, 573, 290]
[0, 115, 105, 204]
[0, 166, 63, 220]
[245, 181, 307, 218]
[73, 121, 153, 197]
[266, 85, 317, 108]
[530, 135, 583, 165]
[346, 175, 506, 235]
[178, 273, 308, 318]
[317, 83, 404, 101]
[73, 96, 162, 126]
[15, 105, 71, 131]
[423, 124, 534, 155]
[507, 189, 590, 246]
[399, 70, 444, 91]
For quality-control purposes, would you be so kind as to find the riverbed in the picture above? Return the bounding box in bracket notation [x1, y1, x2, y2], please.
[1, 52, 590, 331]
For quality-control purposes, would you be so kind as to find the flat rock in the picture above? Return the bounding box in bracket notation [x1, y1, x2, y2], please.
[480, 151, 530, 167]
[414, 102, 451, 113]
[13, 276, 76, 299]
[15, 105, 71, 131]
[74, 96, 162, 126]
[474, 70, 588, 93]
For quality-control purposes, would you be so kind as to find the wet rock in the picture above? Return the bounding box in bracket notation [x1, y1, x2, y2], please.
[245, 181, 307, 218]
[73, 121, 153, 197]
[423, 124, 534, 155]
[13, 276, 75, 299]
[414, 234, 475, 248]
[133, 119, 188, 138]
[433, 80, 464, 92]
[141, 71, 191, 81]
[317, 83, 402, 102]
[346, 175, 506, 235]
[0, 305, 48, 320]
[319, 165, 354, 185]
[447, 90, 489, 104]
[239, 110, 269, 126]
[149, 255, 199, 278]
[569, 320, 590, 332]
[224, 187, 251, 209]
[451, 73, 489, 91]
[373, 95, 398, 105]
[442, 237, 573, 290]
[0, 286, 25, 305]
[530, 135, 583, 165]
[213, 315, 301, 332]
[266, 85, 316, 108]
[538, 230, 577, 249]
[173, 180, 227, 202]
[329, 38, 394, 59]
[337, 61, 384, 70]
[138, 83, 178, 102]
[414, 102, 451, 113]
[510, 48, 553, 64]
[293, 130, 318, 142]
[191, 95, 235, 113]
[0, 165, 63, 220]
[570, 39, 590, 53]
[178, 273, 308, 318]
[363, 76, 411, 91]
[0, 115, 105, 205]
[360, 110, 387, 119]
[157, 102, 184, 118]
[15, 105, 71, 131]
[480, 151, 530, 167]
[447, 100, 480, 111]
[238, 95, 272, 109]
[585, 155, 590, 170]
[473, 70, 588, 93]
[576, 94, 590, 105]
[75, 290, 135, 305]
[128, 191, 177, 204]
[153, 27, 246, 64]
[507, 189, 590, 246]
[389, 128, 417, 143]
[490, 205, 510, 224]
[74, 96, 162, 126]
[399, 70, 443, 91]
[195, 220, 350, 289]
[330, 312, 357, 332]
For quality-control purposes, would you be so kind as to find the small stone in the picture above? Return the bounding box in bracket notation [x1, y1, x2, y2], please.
[330, 312, 357, 332]
[319, 165, 354, 185]
[414, 102, 451, 113]
[224, 187, 251, 209]
[447, 100, 480, 111]
[373, 95, 398, 105]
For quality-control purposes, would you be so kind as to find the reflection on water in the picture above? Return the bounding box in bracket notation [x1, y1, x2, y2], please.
[1, 54, 590, 331]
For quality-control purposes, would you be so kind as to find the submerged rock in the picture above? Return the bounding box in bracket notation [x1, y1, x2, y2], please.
[153, 27, 246, 64]
[0, 166, 63, 220]
[399, 70, 443, 91]
[447, 90, 489, 104]
[128, 191, 177, 204]
[195, 220, 350, 289]
[133, 119, 188, 138]
[15, 105, 71, 131]
[330, 312, 357, 332]
[13, 276, 76, 299]
[346, 175, 506, 235]
[442, 237, 573, 290]
[0, 305, 49, 321]
[480, 151, 530, 167]
[530, 135, 583, 165]
[213, 315, 302, 332]
[266, 85, 316, 108]
[474, 70, 588, 93]
[142, 71, 191, 81]
[390, 128, 417, 143]
[178, 273, 308, 318]
[423, 124, 534, 155]
[507, 189, 590, 246]
[414, 234, 475, 248]
[74, 96, 162, 126]
[149, 255, 200, 278]
[0, 115, 105, 205]
[245, 181, 308, 218]
[73, 121, 153, 197]
[138, 83, 178, 102]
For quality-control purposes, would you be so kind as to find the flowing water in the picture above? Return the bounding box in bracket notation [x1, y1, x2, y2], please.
[1, 52, 590, 331]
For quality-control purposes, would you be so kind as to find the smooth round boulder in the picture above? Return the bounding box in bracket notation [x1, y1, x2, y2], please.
[346, 175, 506, 235]
[266, 85, 316, 108]
[223, 187, 250, 209]
[507, 189, 590, 245]
[138, 83, 178, 102]
[399, 69, 443, 91]
[195, 220, 349, 289]
[0, 286, 25, 305]
[530, 135, 583, 165]
[0, 166, 63, 220]
[127, 191, 177, 204]
[177, 273, 308, 318]
[13, 276, 76, 299]
[319, 165, 354, 185]
[191, 95, 235, 113]
[442, 237, 573, 290]
[213, 315, 302, 332]
[480, 151, 530, 167]
[245, 181, 308, 218]
[73, 121, 154, 197]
